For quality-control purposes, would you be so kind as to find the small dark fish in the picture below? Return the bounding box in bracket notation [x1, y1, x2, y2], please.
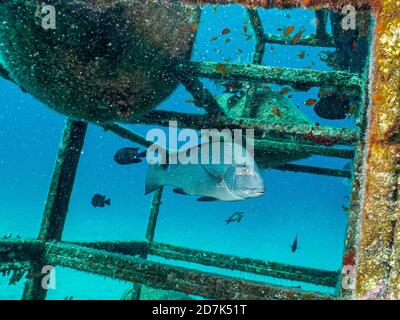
[314, 92, 351, 120]
[114, 147, 146, 165]
[225, 212, 244, 225]
[290, 234, 299, 253]
[91, 194, 111, 208]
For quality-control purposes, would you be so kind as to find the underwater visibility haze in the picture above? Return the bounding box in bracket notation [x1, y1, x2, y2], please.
[0, 1, 375, 300]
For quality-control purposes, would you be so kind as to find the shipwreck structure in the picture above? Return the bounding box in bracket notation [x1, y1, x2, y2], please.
[1, 0, 400, 300]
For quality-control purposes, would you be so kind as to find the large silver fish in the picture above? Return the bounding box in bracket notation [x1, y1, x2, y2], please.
[145, 141, 264, 202]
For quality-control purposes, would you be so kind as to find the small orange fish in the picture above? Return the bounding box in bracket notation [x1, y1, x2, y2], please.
[185, 98, 194, 103]
[347, 105, 356, 117]
[191, 23, 199, 32]
[280, 88, 290, 95]
[284, 26, 295, 37]
[271, 107, 282, 117]
[292, 27, 305, 45]
[318, 89, 326, 98]
[298, 51, 306, 59]
[305, 98, 317, 106]
[243, 24, 248, 34]
[245, 34, 253, 41]
[342, 205, 350, 214]
[221, 28, 231, 35]
[215, 63, 228, 76]
[210, 36, 218, 42]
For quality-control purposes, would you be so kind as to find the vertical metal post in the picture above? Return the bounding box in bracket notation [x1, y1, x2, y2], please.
[243, 8, 266, 118]
[22, 120, 88, 300]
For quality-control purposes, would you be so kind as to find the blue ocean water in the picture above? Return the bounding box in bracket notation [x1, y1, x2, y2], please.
[0, 5, 354, 299]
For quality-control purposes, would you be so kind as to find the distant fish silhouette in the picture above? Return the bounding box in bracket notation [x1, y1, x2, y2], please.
[91, 194, 111, 208]
[225, 212, 244, 225]
[114, 147, 146, 165]
[290, 234, 299, 253]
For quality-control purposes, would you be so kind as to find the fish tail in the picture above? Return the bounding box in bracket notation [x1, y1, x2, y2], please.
[145, 163, 168, 195]
[138, 150, 147, 158]
[105, 198, 111, 206]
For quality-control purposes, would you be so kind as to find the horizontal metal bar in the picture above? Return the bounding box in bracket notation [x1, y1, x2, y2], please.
[68, 241, 149, 257]
[0, 240, 43, 263]
[264, 34, 335, 47]
[149, 242, 339, 288]
[137, 110, 358, 146]
[66, 240, 338, 288]
[273, 163, 352, 178]
[177, 62, 362, 91]
[181, 0, 372, 11]
[255, 140, 354, 160]
[44, 242, 333, 300]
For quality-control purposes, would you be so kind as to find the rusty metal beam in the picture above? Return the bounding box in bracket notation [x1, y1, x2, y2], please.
[149, 242, 339, 288]
[177, 62, 363, 91]
[255, 140, 354, 160]
[272, 163, 352, 179]
[43, 241, 334, 300]
[137, 110, 357, 146]
[66, 240, 338, 288]
[22, 120, 87, 300]
[181, 0, 372, 11]
[353, 2, 400, 299]
[0, 240, 43, 263]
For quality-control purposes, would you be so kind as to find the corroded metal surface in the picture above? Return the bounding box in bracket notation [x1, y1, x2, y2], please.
[178, 62, 363, 91]
[353, 0, 400, 300]
[43, 241, 334, 300]
[68, 240, 339, 287]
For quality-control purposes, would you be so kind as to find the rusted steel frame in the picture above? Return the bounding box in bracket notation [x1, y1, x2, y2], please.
[43, 241, 334, 300]
[272, 163, 351, 178]
[353, 2, 400, 299]
[181, 0, 372, 11]
[178, 62, 363, 91]
[0, 240, 43, 263]
[243, 8, 266, 117]
[174, 72, 225, 116]
[255, 140, 354, 159]
[137, 110, 357, 146]
[149, 242, 339, 287]
[264, 33, 334, 47]
[22, 120, 87, 300]
[66, 240, 338, 287]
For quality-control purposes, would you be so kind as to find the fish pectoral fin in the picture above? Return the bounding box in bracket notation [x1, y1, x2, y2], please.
[197, 197, 219, 202]
[173, 188, 190, 195]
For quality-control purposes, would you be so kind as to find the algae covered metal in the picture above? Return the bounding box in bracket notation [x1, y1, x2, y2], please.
[0, 0, 399, 300]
